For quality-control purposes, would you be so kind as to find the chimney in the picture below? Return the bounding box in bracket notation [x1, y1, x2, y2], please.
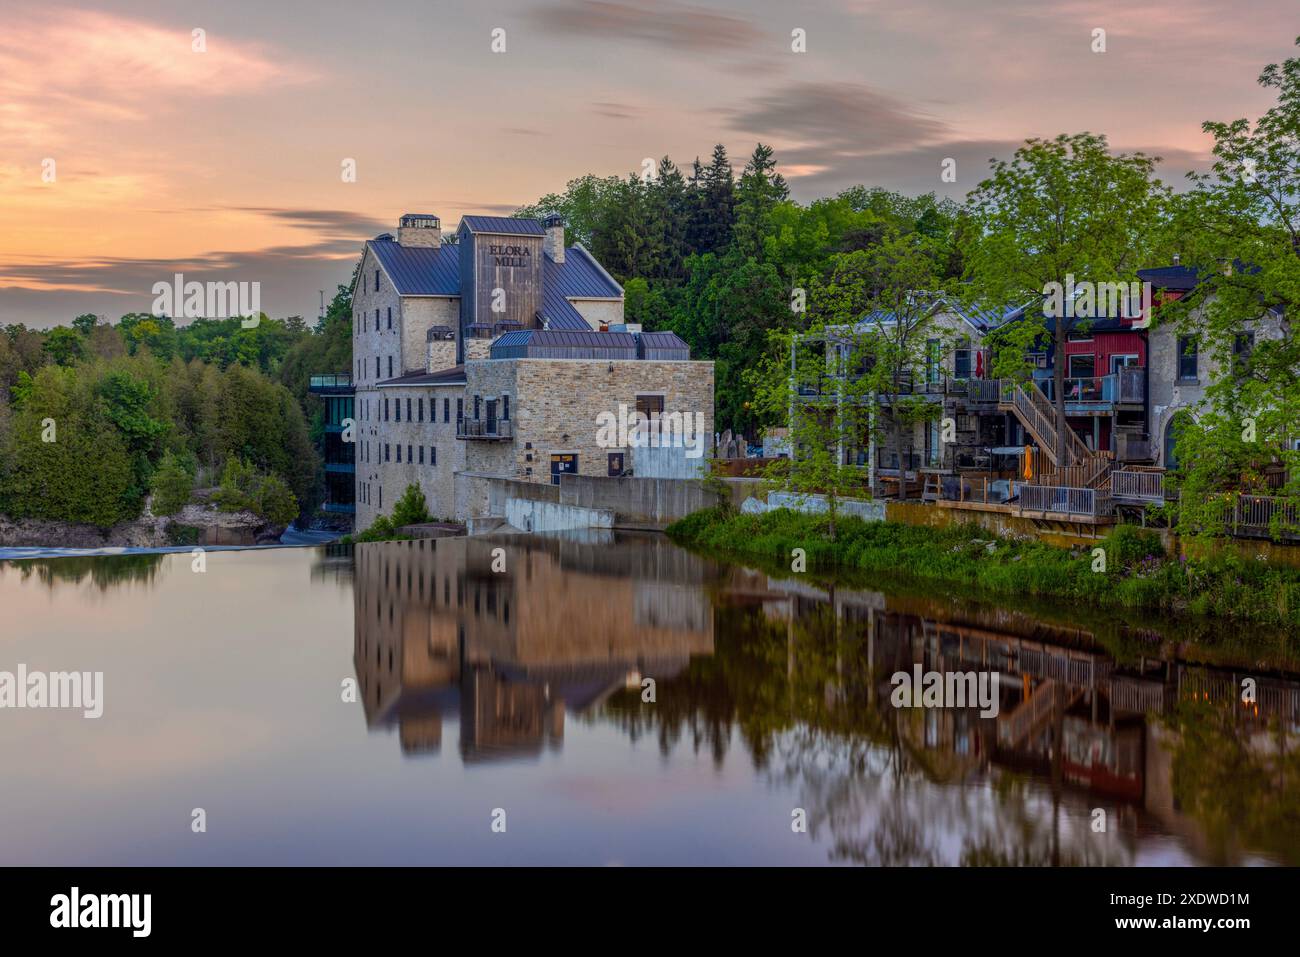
[398, 213, 441, 249]
[543, 213, 564, 264]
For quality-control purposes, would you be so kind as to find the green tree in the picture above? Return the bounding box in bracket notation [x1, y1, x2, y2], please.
[391, 482, 432, 527]
[150, 451, 195, 516]
[43, 326, 84, 366]
[962, 133, 1170, 464]
[255, 472, 298, 527]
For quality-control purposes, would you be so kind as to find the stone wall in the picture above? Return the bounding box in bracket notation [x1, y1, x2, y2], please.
[354, 382, 465, 530]
[401, 297, 458, 372]
[462, 358, 714, 485]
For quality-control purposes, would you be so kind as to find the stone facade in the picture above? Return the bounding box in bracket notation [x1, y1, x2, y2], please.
[350, 213, 710, 529]
[1147, 304, 1285, 467]
[459, 358, 714, 506]
[354, 382, 466, 530]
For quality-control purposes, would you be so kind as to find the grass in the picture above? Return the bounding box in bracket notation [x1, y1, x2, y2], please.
[667, 507, 1300, 632]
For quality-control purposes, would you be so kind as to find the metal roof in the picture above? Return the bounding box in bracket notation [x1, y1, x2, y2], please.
[377, 365, 466, 387]
[636, 331, 691, 360]
[490, 329, 638, 360]
[539, 283, 592, 329]
[547, 246, 622, 298]
[368, 235, 622, 303]
[368, 237, 460, 296]
[459, 215, 546, 236]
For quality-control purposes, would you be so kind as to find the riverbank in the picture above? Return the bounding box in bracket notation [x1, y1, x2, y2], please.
[667, 507, 1300, 631]
[0, 502, 285, 550]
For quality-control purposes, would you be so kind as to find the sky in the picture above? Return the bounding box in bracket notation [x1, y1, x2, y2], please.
[1, 0, 1297, 327]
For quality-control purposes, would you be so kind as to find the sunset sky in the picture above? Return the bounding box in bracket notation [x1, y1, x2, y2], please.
[2, 0, 1297, 327]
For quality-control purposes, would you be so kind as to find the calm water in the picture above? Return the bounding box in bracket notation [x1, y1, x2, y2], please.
[1, 533, 1297, 866]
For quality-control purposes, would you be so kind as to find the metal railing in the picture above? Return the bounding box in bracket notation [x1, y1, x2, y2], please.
[456, 419, 513, 440]
[1036, 369, 1145, 404]
[1229, 495, 1300, 537]
[1019, 484, 1113, 518]
[1111, 470, 1165, 503]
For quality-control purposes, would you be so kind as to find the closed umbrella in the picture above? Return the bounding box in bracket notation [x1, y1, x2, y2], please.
[1023, 445, 1033, 480]
[975, 350, 984, 379]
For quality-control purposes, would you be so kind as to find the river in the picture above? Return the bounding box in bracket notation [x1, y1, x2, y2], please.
[0, 531, 1296, 865]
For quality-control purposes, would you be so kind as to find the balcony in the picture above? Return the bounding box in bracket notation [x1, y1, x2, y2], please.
[308, 373, 354, 395]
[456, 418, 513, 441]
[1036, 368, 1145, 411]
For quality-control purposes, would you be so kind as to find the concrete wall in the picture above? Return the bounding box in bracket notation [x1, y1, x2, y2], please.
[633, 444, 708, 479]
[505, 497, 614, 532]
[767, 492, 887, 522]
[558, 474, 720, 525]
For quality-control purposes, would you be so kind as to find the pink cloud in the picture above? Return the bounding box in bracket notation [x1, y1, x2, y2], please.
[0, 6, 316, 147]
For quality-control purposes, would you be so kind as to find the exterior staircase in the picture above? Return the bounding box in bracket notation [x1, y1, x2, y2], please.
[997, 380, 1112, 489]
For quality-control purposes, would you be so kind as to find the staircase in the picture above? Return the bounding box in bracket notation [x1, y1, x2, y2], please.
[998, 380, 1111, 489]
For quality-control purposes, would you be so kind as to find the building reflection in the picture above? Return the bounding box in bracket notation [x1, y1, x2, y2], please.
[351, 532, 716, 763]
[747, 573, 1300, 865]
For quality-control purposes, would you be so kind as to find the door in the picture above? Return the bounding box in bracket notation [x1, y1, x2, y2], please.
[486, 399, 497, 435]
[550, 453, 578, 485]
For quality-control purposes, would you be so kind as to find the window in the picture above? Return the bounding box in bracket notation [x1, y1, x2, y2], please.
[375, 308, 379, 330]
[1177, 336, 1198, 381]
[418, 398, 424, 422]
[431, 446, 436, 466]
[1068, 354, 1095, 378]
[406, 398, 412, 421]
[396, 445, 402, 463]
[954, 347, 971, 380]
[386, 307, 392, 330]
[385, 444, 390, 462]
[925, 339, 941, 386]
[502, 395, 510, 420]
[375, 269, 380, 292]
[473, 395, 481, 420]
[608, 452, 624, 476]
[379, 486, 382, 509]
[456, 398, 463, 423]
[394, 399, 401, 422]
[444, 398, 450, 423]
[384, 398, 389, 421]
[418, 446, 424, 465]
[1233, 333, 1254, 375]
[407, 444, 412, 463]
[387, 356, 393, 378]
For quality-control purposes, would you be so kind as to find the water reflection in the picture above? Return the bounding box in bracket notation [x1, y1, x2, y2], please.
[0, 553, 164, 591]
[351, 533, 1300, 865]
[352, 532, 714, 763]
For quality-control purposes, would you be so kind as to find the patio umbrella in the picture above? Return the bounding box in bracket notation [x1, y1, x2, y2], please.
[1023, 445, 1034, 480]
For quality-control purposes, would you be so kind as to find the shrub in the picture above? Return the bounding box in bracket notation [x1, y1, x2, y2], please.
[391, 483, 431, 528]
[150, 451, 195, 516]
[255, 473, 298, 527]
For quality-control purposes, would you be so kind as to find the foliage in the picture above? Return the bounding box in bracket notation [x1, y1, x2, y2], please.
[150, 450, 195, 516]
[390, 482, 432, 527]
[668, 508, 1300, 630]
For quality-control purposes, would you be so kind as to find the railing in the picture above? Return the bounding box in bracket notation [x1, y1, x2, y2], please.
[966, 379, 1002, 404]
[456, 419, 513, 440]
[309, 373, 353, 391]
[998, 680, 1063, 749]
[938, 475, 1023, 506]
[1019, 484, 1112, 518]
[1229, 495, 1300, 538]
[1111, 469, 1165, 503]
[1035, 369, 1145, 405]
